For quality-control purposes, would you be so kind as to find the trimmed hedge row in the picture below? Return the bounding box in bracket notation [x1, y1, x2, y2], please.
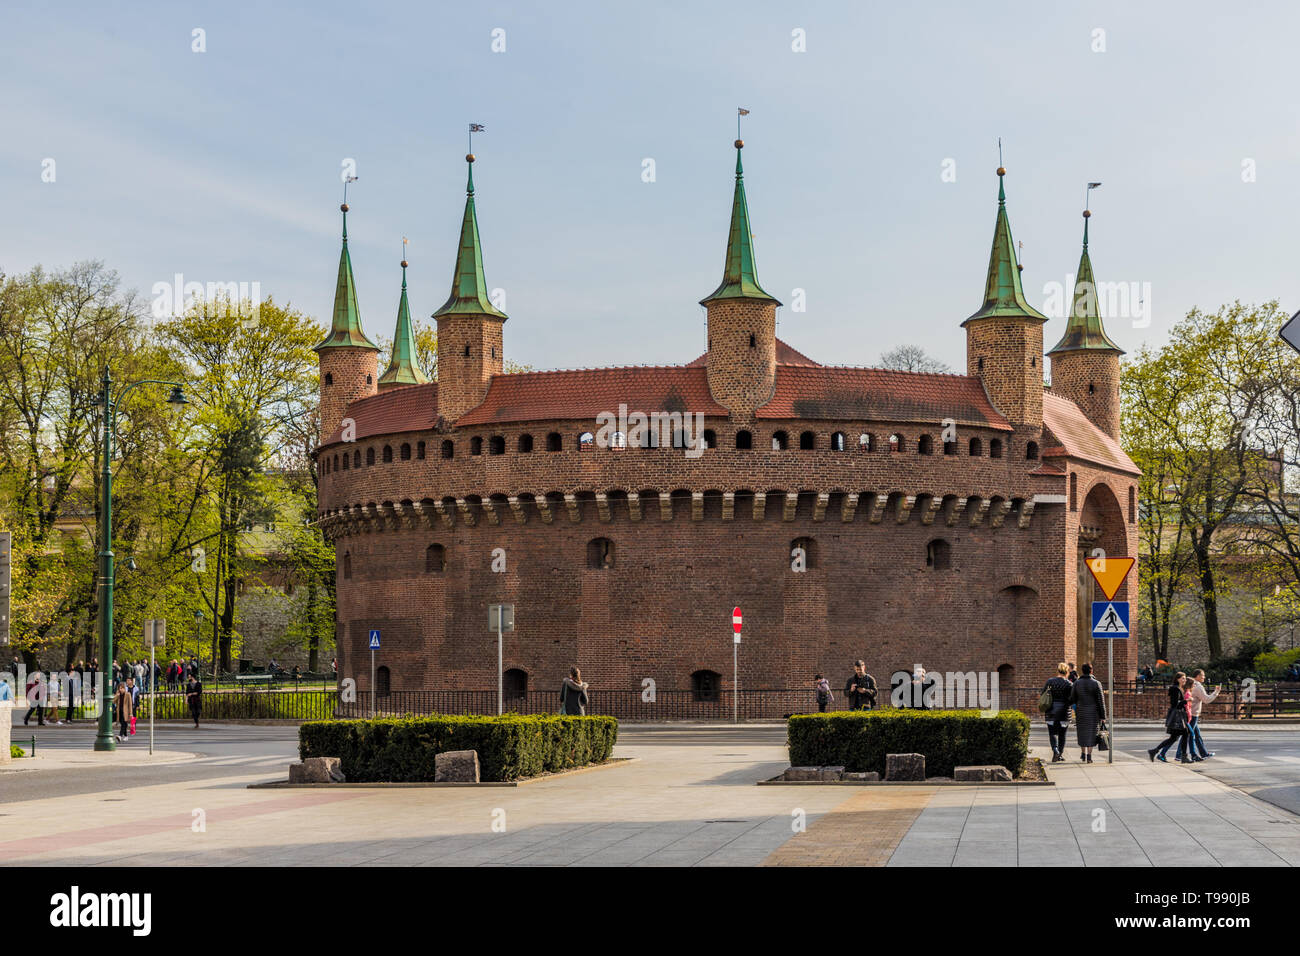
[298, 713, 619, 782]
[788, 709, 1030, 777]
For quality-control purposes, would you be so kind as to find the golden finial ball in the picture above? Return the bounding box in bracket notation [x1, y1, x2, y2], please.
[735, 139, 744, 149]
[401, 260, 408, 268]
[466, 153, 475, 163]
[1017, 264, 1024, 272]
[1083, 209, 1091, 218]
[997, 166, 1006, 176]
[340, 203, 349, 212]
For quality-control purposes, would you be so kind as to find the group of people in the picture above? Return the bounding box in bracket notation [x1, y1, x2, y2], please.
[1147, 669, 1220, 763]
[812, 661, 880, 712]
[1041, 662, 1223, 765]
[13, 659, 205, 737]
[108, 671, 205, 740]
[1040, 662, 1108, 762]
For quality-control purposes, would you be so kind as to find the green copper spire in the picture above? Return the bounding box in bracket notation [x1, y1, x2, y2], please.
[315, 203, 380, 351]
[1048, 210, 1123, 354]
[700, 140, 781, 306]
[962, 168, 1048, 326]
[432, 155, 507, 320]
[378, 257, 430, 387]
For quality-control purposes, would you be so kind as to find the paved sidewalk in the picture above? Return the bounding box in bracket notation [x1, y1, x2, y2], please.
[2, 728, 1296, 866]
[886, 746, 1300, 866]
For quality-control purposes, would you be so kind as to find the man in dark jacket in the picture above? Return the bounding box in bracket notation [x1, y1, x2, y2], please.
[844, 661, 877, 710]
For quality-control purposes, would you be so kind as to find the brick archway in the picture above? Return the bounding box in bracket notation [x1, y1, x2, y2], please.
[1076, 481, 1129, 675]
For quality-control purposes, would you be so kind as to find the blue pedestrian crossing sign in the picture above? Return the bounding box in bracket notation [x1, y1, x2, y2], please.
[1091, 601, 1129, 639]
[368, 629, 381, 649]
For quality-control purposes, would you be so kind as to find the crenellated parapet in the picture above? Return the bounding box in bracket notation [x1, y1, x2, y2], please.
[316, 487, 1062, 541]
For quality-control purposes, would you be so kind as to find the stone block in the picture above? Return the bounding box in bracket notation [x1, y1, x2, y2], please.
[289, 756, 345, 783]
[0, 700, 12, 763]
[842, 771, 880, 782]
[783, 766, 821, 781]
[954, 764, 1013, 782]
[819, 765, 846, 781]
[885, 753, 926, 781]
[434, 749, 481, 783]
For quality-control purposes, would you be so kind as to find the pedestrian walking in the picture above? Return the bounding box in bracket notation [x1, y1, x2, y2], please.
[1040, 662, 1073, 762]
[814, 674, 833, 713]
[1148, 673, 1192, 763]
[559, 666, 588, 715]
[186, 673, 203, 728]
[1186, 669, 1220, 761]
[113, 678, 134, 741]
[24, 669, 46, 726]
[46, 672, 63, 725]
[1068, 663, 1106, 762]
[844, 660, 877, 710]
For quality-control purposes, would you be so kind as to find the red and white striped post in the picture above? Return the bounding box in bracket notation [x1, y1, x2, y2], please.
[732, 607, 742, 724]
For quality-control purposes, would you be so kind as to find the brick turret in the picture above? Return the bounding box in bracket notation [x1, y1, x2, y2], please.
[1048, 210, 1123, 441]
[701, 140, 781, 415]
[962, 168, 1047, 429]
[315, 203, 379, 441]
[433, 154, 507, 423]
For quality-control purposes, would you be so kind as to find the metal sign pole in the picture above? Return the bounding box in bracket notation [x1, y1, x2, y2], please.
[1107, 639, 1114, 764]
[497, 608, 503, 716]
[149, 621, 155, 756]
[370, 645, 375, 719]
[733, 640, 738, 724]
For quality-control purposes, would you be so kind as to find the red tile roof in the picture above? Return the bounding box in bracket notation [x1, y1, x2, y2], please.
[1042, 392, 1139, 475]
[321, 383, 438, 446]
[755, 365, 1011, 428]
[456, 366, 729, 426]
[687, 337, 820, 368]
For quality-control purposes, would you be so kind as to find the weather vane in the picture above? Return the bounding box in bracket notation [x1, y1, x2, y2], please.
[1086, 181, 1102, 212]
[998, 137, 1003, 168]
[468, 123, 485, 153]
[342, 174, 358, 205]
[737, 107, 750, 141]
[402, 236, 409, 267]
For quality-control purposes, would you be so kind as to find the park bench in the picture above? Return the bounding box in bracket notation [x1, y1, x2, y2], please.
[234, 673, 275, 686]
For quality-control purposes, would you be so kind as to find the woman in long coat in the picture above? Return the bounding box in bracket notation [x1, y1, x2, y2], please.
[1068, 662, 1107, 763]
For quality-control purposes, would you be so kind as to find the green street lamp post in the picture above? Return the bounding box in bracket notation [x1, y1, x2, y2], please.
[94, 368, 187, 752]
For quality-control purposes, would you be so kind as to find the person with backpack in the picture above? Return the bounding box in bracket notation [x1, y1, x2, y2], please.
[1039, 662, 1073, 762]
[844, 660, 878, 710]
[559, 667, 588, 715]
[813, 674, 834, 713]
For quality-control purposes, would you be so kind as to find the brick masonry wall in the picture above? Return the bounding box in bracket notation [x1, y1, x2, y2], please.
[965, 319, 1045, 427]
[318, 348, 378, 441]
[333, 496, 1069, 697]
[435, 314, 505, 423]
[704, 299, 777, 414]
[1049, 350, 1122, 440]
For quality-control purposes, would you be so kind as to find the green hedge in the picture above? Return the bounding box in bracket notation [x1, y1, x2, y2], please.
[298, 714, 619, 782]
[787, 709, 1030, 777]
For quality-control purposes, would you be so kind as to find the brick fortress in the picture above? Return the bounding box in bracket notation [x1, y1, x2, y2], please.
[313, 139, 1139, 708]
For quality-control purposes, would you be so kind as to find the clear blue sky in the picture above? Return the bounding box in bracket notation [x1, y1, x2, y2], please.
[4, 0, 1298, 373]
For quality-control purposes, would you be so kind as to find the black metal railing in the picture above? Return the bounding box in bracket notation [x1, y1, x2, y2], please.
[60, 681, 1300, 723]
